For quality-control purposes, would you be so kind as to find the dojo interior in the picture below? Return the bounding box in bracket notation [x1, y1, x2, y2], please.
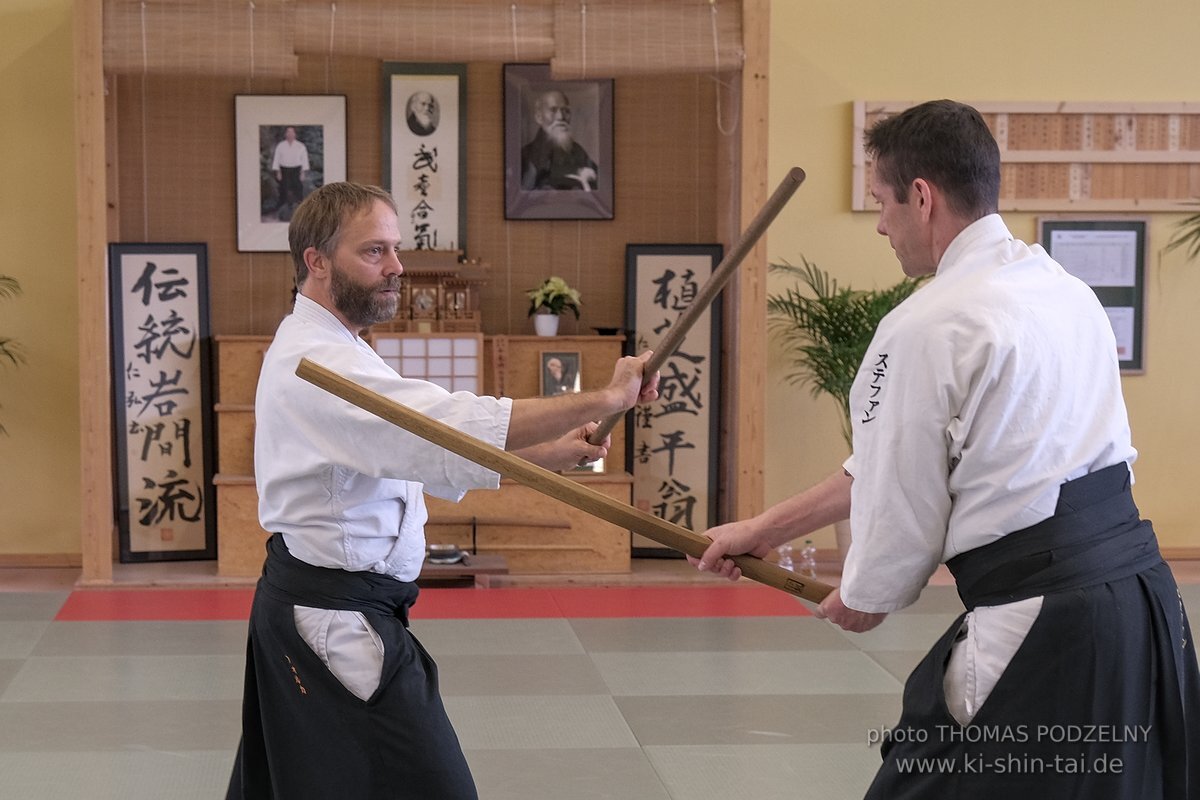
[1, 1, 1199, 797]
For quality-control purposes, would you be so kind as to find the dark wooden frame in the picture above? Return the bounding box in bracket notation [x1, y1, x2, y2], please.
[382, 63, 468, 251]
[109, 242, 216, 562]
[503, 63, 614, 220]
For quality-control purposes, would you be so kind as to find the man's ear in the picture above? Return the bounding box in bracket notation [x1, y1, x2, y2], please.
[912, 178, 934, 221]
[303, 247, 327, 280]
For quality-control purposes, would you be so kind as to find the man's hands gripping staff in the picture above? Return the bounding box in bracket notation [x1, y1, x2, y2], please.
[513, 421, 611, 473]
[508, 351, 659, 471]
[690, 468, 889, 633]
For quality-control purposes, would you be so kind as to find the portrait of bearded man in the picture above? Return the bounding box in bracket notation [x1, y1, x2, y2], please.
[520, 89, 599, 191]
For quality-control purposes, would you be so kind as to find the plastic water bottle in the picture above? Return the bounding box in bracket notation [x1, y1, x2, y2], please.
[798, 539, 818, 579]
[777, 543, 795, 571]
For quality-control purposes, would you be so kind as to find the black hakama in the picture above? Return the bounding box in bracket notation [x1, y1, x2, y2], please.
[226, 535, 478, 800]
[865, 464, 1200, 799]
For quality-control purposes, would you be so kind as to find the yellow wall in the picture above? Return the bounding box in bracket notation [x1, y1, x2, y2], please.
[0, 0, 80, 557]
[765, 0, 1200, 550]
[2, 0, 1197, 559]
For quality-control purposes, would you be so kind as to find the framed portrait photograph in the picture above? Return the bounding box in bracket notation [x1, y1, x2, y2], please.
[383, 63, 467, 251]
[108, 242, 216, 562]
[540, 350, 581, 396]
[235, 95, 347, 252]
[504, 63, 614, 220]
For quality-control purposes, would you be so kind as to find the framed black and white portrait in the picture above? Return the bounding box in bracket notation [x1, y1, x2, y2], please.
[539, 350, 581, 396]
[504, 63, 614, 220]
[235, 95, 347, 252]
[383, 63, 467, 252]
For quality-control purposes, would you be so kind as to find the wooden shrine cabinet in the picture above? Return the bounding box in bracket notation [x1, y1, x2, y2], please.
[212, 335, 273, 577]
[211, 334, 633, 577]
[427, 334, 633, 574]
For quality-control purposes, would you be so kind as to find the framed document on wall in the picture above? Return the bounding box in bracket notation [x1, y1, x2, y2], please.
[1039, 217, 1148, 373]
[109, 243, 216, 562]
[625, 244, 723, 556]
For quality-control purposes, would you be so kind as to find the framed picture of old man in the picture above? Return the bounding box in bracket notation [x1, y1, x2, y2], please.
[504, 63, 614, 220]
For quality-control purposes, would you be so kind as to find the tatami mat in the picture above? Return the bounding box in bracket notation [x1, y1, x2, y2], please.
[0, 699, 240, 751]
[465, 748, 674, 800]
[445, 694, 641, 750]
[0, 621, 49, 658]
[0, 574, 1192, 798]
[614, 693, 904, 746]
[2, 654, 244, 702]
[589, 650, 900, 696]
[0, 751, 234, 800]
[643, 743, 881, 799]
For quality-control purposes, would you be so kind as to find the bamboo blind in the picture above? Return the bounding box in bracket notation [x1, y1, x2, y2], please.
[550, 1, 743, 78]
[103, 0, 299, 79]
[102, 0, 742, 78]
[291, 0, 556, 64]
[853, 101, 1200, 212]
[113, 61, 720, 338]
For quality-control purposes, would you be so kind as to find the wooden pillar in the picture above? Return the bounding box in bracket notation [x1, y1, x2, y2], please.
[717, 0, 769, 522]
[75, 0, 114, 584]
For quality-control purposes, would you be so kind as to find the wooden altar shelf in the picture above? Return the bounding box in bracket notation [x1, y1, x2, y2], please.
[417, 553, 509, 589]
[854, 101, 1200, 212]
[424, 475, 634, 574]
[213, 334, 634, 578]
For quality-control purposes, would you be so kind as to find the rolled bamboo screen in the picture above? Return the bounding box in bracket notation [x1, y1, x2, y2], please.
[102, 0, 743, 78]
[103, 0, 299, 78]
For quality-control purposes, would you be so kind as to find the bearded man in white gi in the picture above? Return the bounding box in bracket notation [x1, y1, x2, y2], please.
[696, 100, 1199, 798]
[226, 181, 659, 799]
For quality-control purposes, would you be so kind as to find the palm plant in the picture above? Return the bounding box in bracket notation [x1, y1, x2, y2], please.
[0, 274, 26, 435]
[766, 257, 926, 448]
[1165, 202, 1200, 262]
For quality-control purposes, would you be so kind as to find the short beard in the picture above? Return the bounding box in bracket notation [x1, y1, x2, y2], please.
[330, 262, 400, 328]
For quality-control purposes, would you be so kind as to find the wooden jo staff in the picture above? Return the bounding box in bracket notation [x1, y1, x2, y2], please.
[586, 165, 807, 445]
[296, 358, 834, 604]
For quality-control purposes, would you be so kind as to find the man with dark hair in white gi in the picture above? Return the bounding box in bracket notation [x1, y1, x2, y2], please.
[696, 100, 1199, 797]
[225, 181, 659, 799]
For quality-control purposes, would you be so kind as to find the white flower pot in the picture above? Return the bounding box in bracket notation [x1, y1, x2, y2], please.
[534, 314, 560, 337]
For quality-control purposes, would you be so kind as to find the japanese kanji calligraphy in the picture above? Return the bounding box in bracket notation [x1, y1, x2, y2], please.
[625, 245, 723, 552]
[385, 64, 466, 252]
[109, 244, 215, 561]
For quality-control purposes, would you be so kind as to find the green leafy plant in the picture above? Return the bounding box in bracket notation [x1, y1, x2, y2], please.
[0, 274, 27, 436]
[1165, 201, 1200, 262]
[526, 275, 581, 319]
[767, 257, 926, 448]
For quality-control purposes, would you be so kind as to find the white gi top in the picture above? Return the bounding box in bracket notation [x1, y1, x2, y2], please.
[840, 215, 1137, 613]
[271, 139, 310, 171]
[254, 295, 512, 581]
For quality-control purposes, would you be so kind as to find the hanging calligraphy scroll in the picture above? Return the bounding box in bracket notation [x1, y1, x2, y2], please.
[383, 63, 467, 252]
[109, 243, 216, 562]
[235, 95, 347, 252]
[625, 244, 723, 556]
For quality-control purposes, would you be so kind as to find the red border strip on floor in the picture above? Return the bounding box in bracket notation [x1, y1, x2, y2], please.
[55, 588, 256, 621]
[55, 585, 812, 622]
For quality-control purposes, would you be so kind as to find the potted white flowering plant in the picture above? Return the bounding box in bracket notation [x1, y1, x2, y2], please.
[526, 276, 581, 336]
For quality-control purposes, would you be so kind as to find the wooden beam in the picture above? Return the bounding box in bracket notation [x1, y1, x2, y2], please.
[731, 0, 771, 522]
[75, 0, 114, 584]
